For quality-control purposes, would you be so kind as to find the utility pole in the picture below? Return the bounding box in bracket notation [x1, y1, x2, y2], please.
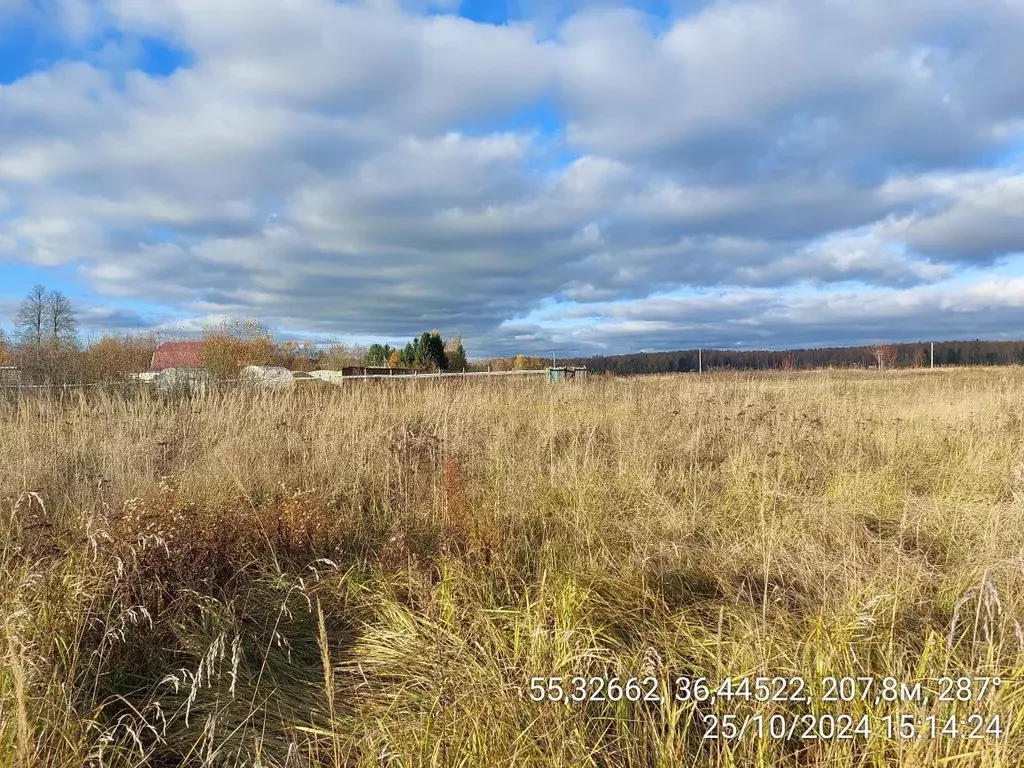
[698, 347, 702, 374]
[930, 342, 934, 369]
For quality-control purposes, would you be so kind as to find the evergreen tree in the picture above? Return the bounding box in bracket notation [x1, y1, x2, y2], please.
[428, 331, 447, 370]
[399, 342, 416, 367]
[364, 343, 393, 366]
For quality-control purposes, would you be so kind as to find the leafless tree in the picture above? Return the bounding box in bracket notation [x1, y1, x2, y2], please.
[13, 285, 78, 348]
[11, 285, 80, 384]
[47, 289, 78, 347]
[14, 284, 48, 347]
[872, 344, 897, 371]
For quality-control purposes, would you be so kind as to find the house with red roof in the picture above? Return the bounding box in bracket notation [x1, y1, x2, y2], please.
[151, 341, 204, 371]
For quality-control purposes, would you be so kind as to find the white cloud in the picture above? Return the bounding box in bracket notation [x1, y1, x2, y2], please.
[1, 0, 1023, 354]
[106, 0, 556, 125]
[56, 0, 102, 40]
[557, 0, 1024, 175]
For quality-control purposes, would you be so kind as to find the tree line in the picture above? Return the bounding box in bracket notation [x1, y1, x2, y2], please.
[557, 340, 1024, 375]
[201, 324, 470, 376]
[0, 285, 473, 384]
[362, 331, 468, 371]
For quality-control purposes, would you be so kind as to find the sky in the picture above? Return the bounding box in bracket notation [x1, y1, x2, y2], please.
[1, 0, 1023, 358]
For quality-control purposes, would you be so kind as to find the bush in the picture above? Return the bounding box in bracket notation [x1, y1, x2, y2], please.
[201, 319, 276, 378]
[80, 333, 160, 382]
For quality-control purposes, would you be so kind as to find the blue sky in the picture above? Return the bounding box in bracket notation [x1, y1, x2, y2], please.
[1, 0, 1024, 357]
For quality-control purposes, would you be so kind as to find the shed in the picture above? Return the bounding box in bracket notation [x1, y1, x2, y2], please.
[547, 366, 588, 383]
[151, 341, 204, 372]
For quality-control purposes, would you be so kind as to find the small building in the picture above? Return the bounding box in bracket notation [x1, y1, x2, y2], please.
[151, 341, 204, 372]
[0, 366, 21, 386]
[547, 366, 588, 383]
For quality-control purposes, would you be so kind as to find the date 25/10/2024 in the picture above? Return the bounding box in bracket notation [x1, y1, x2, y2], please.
[527, 675, 1004, 707]
[700, 713, 1003, 741]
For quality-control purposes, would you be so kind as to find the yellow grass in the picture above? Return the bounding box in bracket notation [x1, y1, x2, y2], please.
[2, 368, 1024, 766]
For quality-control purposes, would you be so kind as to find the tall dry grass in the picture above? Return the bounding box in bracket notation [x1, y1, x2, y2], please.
[2, 368, 1024, 766]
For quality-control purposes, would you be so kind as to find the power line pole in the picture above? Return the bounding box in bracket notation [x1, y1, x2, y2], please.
[930, 342, 934, 369]
[698, 347, 702, 374]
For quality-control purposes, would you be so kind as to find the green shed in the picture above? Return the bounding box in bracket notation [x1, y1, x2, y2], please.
[547, 366, 588, 383]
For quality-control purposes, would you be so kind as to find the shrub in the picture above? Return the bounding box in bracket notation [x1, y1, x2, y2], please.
[201, 319, 276, 378]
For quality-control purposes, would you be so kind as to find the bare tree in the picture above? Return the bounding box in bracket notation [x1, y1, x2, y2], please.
[872, 344, 897, 371]
[11, 285, 80, 384]
[14, 284, 48, 347]
[47, 289, 78, 347]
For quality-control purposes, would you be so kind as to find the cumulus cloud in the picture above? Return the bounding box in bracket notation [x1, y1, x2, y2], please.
[0, 0, 1023, 355]
[557, 0, 1024, 177]
[884, 173, 1024, 262]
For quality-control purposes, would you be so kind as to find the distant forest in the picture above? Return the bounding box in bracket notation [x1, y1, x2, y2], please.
[557, 340, 1024, 375]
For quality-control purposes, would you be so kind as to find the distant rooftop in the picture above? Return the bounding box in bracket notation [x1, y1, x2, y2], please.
[151, 341, 203, 372]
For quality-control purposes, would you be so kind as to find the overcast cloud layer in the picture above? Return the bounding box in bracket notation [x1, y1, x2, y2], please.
[1, 0, 1023, 356]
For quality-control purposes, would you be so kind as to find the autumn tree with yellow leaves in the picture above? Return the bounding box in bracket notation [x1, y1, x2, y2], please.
[201, 319, 276, 378]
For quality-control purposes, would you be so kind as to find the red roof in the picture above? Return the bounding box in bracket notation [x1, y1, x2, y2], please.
[151, 341, 204, 371]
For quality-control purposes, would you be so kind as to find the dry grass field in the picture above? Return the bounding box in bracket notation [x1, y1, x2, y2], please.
[3, 368, 1024, 767]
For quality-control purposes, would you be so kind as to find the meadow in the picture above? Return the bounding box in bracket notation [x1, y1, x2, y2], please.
[2, 368, 1024, 766]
